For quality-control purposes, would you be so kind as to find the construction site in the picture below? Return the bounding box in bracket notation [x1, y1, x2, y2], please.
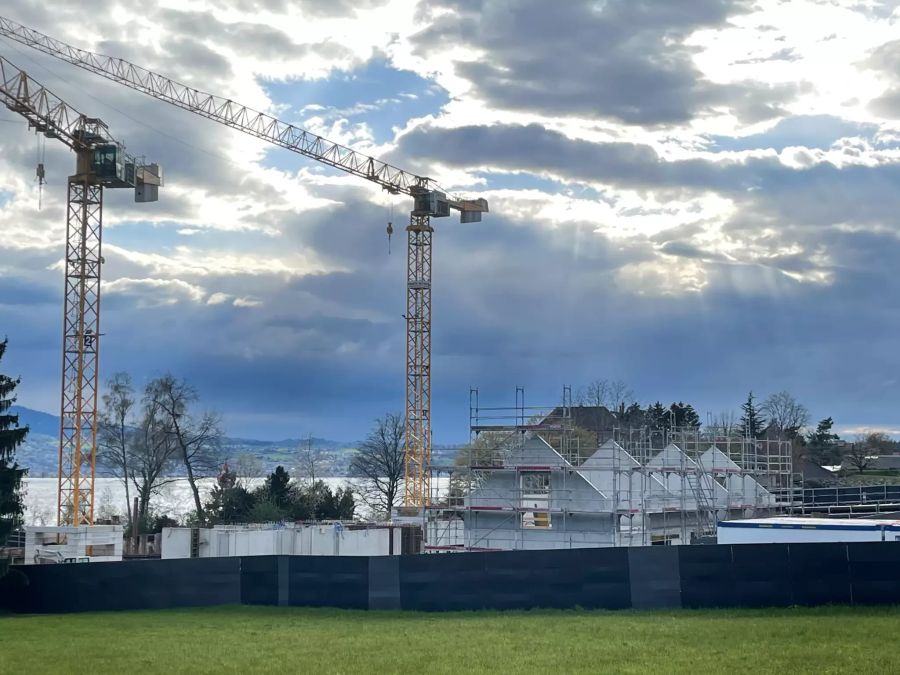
[423, 389, 795, 551]
[0, 16, 848, 563]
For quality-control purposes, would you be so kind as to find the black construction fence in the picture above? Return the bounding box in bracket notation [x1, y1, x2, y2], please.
[3, 542, 900, 614]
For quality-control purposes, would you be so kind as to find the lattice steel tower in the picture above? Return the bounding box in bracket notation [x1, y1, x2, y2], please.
[0, 54, 162, 524]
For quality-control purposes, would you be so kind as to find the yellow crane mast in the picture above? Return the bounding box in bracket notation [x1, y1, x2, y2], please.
[0, 54, 162, 525]
[0, 16, 488, 508]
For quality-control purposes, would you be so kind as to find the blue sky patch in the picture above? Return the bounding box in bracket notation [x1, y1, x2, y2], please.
[105, 220, 264, 255]
[708, 115, 879, 153]
[259, 59, 448, 172]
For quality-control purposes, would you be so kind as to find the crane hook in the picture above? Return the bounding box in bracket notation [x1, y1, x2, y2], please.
[386, 221, 393, 255]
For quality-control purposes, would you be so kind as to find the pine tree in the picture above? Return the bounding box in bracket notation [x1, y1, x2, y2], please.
[0, 339, 28, 577]
[740, 391, 766, 439]
[805, 417, 841, 465]
[669, 402, 701, 429]
[645, 402, 669, 430]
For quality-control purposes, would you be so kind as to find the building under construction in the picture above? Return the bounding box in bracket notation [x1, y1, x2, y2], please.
[425, 389, 795, 551]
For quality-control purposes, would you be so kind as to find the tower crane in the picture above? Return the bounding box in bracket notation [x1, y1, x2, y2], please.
[0, 54, 162, 526]
[0, 16, 488, 508]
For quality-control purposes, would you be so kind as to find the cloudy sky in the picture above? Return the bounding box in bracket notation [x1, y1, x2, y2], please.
[2, 0, 900, 443]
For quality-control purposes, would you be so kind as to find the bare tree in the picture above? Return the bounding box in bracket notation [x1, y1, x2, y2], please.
[577, 379, 611, 408]
[97, 372, 135, 530]
[708, 411, 739, 438]
[98, 372, 181, 530]
[577, 378, 633, 408]
[349, 413, 404, 518]
[845, 431, 892, 473]
[296, 434, 325, 485]
[128, 391, 180, 528]
[761, 391, 810, 439]
[846, 441, 871, 473]
[148, 375, 223, 524]
[864, 431, 893, 453]
[608, 379, 635, 413]
[296, 434, 328, 513]
[232, 452, 264, 490]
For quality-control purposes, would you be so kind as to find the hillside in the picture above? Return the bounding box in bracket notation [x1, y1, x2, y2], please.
[10, 406, 459, 477]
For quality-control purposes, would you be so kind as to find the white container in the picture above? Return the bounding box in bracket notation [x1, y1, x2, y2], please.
[717, 517, 900, 544]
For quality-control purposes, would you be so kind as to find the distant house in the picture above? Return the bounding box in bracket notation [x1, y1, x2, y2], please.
[797, 458, 836, 483]
[841, 455, 900, 471]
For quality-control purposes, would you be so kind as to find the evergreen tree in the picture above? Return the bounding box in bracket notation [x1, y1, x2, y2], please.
[805, 417, 841, 465]
[264, 466, 292, 509]
[670, 402, 701, 428]
[616, 402, 646, 428]
[205, 463, 257, 524]
[740, 391, 766, 439]
[0, 339, 28, 578]
[645, 402, 669, 430]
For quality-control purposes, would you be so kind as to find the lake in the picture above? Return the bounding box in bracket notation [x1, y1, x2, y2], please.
[21, 476, 449, 524]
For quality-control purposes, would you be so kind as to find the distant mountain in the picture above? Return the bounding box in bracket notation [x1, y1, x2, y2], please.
[9, 406, 460, 477]
[10, 406, 59, 436]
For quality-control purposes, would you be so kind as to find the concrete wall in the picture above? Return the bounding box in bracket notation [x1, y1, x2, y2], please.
[161, 525, 402, 559]
[25, 525, 123, 564]
[7, 541, 900, 613]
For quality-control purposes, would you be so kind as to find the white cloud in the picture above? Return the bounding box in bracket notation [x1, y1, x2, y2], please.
[103, 277, 207, 306]
[103, 243, 344, 278]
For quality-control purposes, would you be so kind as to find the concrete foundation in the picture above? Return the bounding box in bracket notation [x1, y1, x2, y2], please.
[24, 525, 123, 564]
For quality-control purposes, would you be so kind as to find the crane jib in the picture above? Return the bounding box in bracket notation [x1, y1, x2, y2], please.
[0, 15, 487, 218]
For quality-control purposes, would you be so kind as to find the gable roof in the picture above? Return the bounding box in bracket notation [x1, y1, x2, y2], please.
[698, 446, 742, 472]
[647, 443, 697, 470]
[581, 439, 641, 469]
[502, 434, 572, 469]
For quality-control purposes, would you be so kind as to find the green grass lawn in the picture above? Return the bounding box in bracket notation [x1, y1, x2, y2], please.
[2, 605, 898, 674]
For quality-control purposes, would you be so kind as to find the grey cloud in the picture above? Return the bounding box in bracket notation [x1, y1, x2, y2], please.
[869, 88, 900, 119]
[157, 38, 233, 82]
[732, 47, 800, 65]
[396, 122, 900, 229]
[848, 1, 899, 20]
[658, 241, 726, 261]
[156, 9, 352, 63]
[206, 0, 389, 18]
[862, 38, 900, 117]
[412, 0, 798, 126]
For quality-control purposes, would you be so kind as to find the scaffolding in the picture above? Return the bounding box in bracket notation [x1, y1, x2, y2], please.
[424, 388, 797, 552]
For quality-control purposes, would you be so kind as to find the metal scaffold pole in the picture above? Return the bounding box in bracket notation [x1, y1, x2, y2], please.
[57, 175, 103, 526]
[404, 213, 433, 507]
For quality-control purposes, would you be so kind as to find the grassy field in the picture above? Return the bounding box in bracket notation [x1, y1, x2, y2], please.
[2, 605, 898, 674]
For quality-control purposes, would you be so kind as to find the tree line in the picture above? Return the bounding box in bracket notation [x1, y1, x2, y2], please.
[97, 371, 409, 532]
[573, 378, 897, 473]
